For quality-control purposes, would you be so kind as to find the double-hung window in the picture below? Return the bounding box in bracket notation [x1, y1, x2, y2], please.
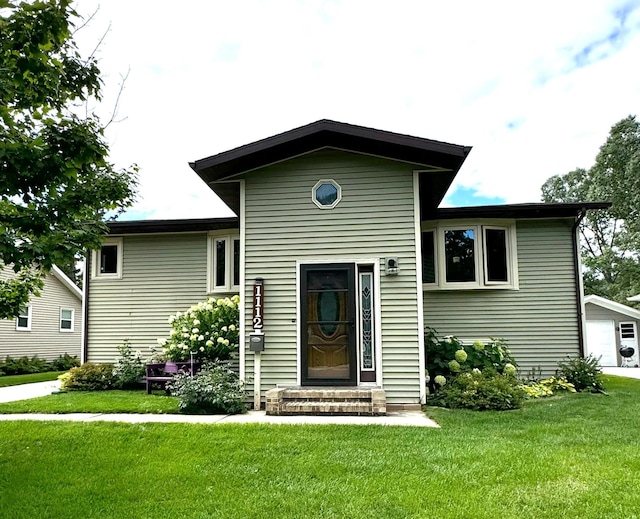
[60, 309, 74, 332]
[208, 233, 240, 292]
[422, 221, 518, 290]
[16, 306, 32, 331]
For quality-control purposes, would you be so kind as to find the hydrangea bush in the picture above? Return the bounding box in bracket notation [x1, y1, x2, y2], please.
[158, 296, 240, 362]
[425, 327, 518, 396]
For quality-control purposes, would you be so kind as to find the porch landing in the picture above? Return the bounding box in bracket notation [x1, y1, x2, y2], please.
[266, 387, 386, 416]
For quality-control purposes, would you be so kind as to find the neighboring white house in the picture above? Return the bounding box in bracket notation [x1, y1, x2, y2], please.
[585, 295, 640, 367]
[84, 120, 609, 407]
[0, 265, 82, 361]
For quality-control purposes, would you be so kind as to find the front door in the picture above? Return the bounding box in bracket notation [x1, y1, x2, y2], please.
[301, 264, 357, 385]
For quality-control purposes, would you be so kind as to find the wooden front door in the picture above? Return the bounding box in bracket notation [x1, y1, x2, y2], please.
[301, 264, 357, 386]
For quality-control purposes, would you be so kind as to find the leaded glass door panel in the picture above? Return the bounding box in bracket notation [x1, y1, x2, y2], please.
[300, 264, 357, 385]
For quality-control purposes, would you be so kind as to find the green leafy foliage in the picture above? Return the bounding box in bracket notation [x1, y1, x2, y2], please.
[159, 296, 240, 362]
[557, 355, 606, 393]
[0, 353, 79, 375]
[112, 340, 145, 389]
[430, 369, 526, 411]
[60, 362, 115, 391]
[519, 376, 576, 398]
[168, 361, 246, 414]
[0, 355, 48, 375]
[0, 0, 138, 318]
[49, 353, 80, 371]
[425, 328, 517, 394]
[541, 115, 640, 304]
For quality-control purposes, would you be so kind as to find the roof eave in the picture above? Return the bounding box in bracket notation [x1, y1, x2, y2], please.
[428, 202, 611, 220]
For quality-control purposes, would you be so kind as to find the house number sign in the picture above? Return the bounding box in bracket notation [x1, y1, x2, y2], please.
[252, 278, 264, 331]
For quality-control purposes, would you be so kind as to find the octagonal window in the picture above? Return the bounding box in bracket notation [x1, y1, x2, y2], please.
[312, 179, 341, 209]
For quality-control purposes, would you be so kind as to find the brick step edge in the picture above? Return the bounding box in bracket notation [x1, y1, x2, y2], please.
[269, 401, 386, 416]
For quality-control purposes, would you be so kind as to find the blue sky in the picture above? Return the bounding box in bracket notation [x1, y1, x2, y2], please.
[72, 0, 640, 220]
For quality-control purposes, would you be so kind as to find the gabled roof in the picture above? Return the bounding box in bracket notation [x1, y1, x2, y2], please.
[585, 295, 640, 320]
[190, 120, 472, 215]
[51, 266, 82, 300]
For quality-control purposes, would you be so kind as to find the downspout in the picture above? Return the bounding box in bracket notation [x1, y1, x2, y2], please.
[82, 251, 90, 364]
[572, 208, 587, 357]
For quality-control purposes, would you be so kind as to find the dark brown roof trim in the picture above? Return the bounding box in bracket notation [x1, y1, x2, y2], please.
[429, 202, 611, 220]
[190, 119, 472, 183]
[106, 217, 239, 235]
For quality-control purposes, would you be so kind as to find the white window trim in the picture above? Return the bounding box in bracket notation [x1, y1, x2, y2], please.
[92, 237, 123, 279]
[16, 305, 32, 331]
[60, 308, 74, 333]
[312, 179, 342, 209]
[422, 220, 519, 290]
[207, 232, 240, 293]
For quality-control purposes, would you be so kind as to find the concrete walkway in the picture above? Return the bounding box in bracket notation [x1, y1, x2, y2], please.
[0, 380, 62, 403]
[602, 367, 640, 379]
[0, 380, 438, 427]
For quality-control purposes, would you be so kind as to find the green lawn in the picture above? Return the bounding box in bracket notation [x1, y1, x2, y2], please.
[0, 371, 65, 387]
[0, 389, 180, 414]
[0, 375, 639, 518]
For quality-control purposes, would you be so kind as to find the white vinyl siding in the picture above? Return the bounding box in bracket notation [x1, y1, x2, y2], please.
[243, 149, 422, 404]
[0, 268, 82, 361]
[424, 219, 579, 376]
[87, 233, 215, 363]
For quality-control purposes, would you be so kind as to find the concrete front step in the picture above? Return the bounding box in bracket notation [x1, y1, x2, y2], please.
[266, 387, 386, 416]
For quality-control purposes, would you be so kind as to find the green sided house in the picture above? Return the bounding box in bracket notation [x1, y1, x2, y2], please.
[84, 120, 608, 411]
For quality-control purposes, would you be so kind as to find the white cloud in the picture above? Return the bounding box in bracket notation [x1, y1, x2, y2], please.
[70, 0, 640, 219]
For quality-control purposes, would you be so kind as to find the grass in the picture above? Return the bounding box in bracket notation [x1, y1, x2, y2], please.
[0, 389, 180, 414]
[0, 375, 639, 518]
[0, 371, 65, 387]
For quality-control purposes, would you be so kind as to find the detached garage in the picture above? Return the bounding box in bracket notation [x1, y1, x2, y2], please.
[584, 295, 640, 367]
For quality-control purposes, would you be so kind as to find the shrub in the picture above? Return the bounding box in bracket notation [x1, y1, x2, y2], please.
[112, 340, 145, 389]
[431, 369, 526, 411]
[158, 296, 240, 362]
[557, 355, 605, 393]
[520, 376, 576, 398]
[0, 355, 50, 375]
[168, 361, 246, 414]
[60, 362, 115, 391]
[425, 328, 518, 395]
[50, 353, 80, 371]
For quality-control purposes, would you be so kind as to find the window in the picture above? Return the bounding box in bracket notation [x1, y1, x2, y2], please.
[16, 306, 32, 331]
[60, 309, 74, 332]
[92, 238, 123, 279]
[422, 221, 518, 290]
[208, 233, 240, 292]
[312, 179, 342, 209]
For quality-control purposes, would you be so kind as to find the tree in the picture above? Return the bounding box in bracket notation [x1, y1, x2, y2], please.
[0, 0, 138, 318]
[541, 115, 640, 304]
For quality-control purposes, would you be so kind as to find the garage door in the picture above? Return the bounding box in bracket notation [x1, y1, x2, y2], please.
[585, 320, 617, 366]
